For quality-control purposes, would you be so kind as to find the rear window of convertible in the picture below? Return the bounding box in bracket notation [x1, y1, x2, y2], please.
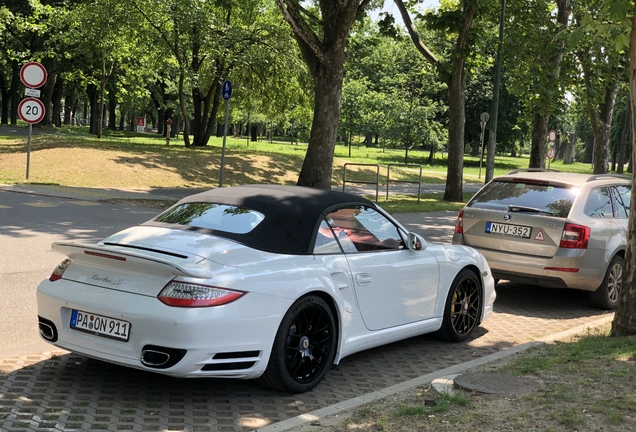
[154, 203, 264, 234]
[467, 180, 577, 218]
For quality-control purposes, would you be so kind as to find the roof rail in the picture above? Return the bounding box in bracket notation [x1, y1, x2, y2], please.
[585, 174, 631, 182]
[506, 168, 561, 175]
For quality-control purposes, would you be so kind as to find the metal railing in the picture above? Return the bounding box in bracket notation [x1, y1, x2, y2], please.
[342, 163, 380, 202]
[342, 163, 424, 203]
[386, 164, 423, 203]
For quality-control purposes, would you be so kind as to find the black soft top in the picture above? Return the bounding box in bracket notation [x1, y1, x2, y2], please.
[146, 184, 376, 255]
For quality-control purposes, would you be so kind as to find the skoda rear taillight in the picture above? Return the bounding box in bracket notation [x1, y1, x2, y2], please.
[49, 259, 72, 281]
[158, 282, 246, 307]
[455, 209, 464, 234]
[559, 223, 590, 249]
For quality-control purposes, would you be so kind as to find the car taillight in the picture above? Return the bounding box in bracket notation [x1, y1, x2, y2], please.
[455, 209, 464, 234]
[49, 259, 72, 281]
[559, 223, 590, 249]
[158, 282, 246, 307]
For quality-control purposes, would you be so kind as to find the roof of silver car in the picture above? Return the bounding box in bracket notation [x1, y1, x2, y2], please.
[497, 171, 631, 187]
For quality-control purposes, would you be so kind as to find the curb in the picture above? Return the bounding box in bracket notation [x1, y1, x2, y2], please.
[252, 313, 614, 432]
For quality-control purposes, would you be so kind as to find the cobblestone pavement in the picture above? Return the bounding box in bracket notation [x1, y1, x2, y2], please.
[0, 282, 610, 432]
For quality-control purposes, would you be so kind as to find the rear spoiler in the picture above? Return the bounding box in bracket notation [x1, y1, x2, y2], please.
[51, 242, 213, 279]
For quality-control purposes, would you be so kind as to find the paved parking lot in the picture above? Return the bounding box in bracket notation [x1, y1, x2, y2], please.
[0, 281, 611, 432]
[0, 185, 613, 431]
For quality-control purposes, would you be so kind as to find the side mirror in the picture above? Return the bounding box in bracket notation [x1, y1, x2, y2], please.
[407, 232, 426, 251]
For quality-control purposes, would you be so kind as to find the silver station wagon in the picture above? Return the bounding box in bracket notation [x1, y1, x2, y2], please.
[452, 170, 631, 310]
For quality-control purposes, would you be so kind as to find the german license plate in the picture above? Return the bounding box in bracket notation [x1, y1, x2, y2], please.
[70, 310, 131, 341]
[485, 222, 531, 238]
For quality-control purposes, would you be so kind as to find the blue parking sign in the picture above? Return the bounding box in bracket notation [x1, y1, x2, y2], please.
[222, 80, 232, 101]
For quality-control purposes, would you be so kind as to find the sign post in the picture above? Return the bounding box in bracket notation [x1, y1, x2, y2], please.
[219, 80, 232, 187]
[19, 62, 47, 180]
[136, 117, 146, 133]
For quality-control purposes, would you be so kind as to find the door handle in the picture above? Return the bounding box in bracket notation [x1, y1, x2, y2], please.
[355, 273, 372, 286]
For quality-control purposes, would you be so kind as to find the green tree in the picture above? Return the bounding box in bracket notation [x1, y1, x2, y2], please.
[394, 0, 497, 201]
[570, 1, 629, 174]
[502, 0, 573, 169]
[276, 0, 372, 189]
[132, 0, 293, 148]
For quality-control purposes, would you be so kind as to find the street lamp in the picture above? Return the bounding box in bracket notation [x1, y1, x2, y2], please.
[485, 0, 507, 183]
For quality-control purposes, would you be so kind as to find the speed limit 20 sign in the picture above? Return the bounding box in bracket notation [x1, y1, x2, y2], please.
[18, 97, 46, 124]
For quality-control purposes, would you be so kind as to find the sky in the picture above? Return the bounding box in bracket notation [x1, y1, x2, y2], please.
[373, 0, 441, 21]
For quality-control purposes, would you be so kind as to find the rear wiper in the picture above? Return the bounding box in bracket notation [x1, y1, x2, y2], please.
[508, 205, 558, 216]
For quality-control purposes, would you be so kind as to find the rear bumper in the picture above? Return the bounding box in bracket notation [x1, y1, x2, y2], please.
[36, 278, 291, 379]
[490, 269, 568, 288]
[474, 248, 607, 291]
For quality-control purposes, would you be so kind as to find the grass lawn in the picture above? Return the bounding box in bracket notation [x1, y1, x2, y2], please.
[0, 124, 598, 212]
[289, 327, 636, 432]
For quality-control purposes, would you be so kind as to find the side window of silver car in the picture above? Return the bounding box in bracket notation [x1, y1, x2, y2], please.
[584, 187, 614, 218]
[612, 185, 631, 218]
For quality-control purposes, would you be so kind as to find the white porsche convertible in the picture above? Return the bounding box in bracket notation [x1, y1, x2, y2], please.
[37, 185, 495, 393]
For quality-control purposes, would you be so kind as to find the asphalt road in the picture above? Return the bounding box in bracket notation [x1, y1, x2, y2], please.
[0, 190, 158, 357]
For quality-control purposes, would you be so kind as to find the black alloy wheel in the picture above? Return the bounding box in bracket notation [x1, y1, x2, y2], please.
[436, 269, 482, 342]
[258, 295, 337, 393]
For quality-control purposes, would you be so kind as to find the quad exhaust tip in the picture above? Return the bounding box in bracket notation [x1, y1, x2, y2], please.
[37, 316, 58, 342]
[140, 345, 187, 369]
[140, 349, 171, 367]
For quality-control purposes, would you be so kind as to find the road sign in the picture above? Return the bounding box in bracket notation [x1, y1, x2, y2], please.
[548, 130, 556, 142]
[24, 88, 41, 97]
[136, 117, 146, 133]
[20, 62, 47, 89]
[222, 80, 232, 101]
[18, 97, 46, 124]
[547, 147, 555, 160]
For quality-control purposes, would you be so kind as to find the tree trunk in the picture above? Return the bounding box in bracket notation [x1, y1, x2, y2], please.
[52, 77, 64, 128]
[444, 63, 467, 201]
[64, 85, 76, 125]
[471, 141, 479, 156]
[0, 68, 9, 124]
[563, 133, 576, 164]
[177, 70, 191, 147]
[10, 60, 19, 125]
[528, 0, 571, 168]
[612, 2, 636, 337]
[40, 58, 57, 127]
[277, 0, 374, 189]
[617, 96, 631, 174]
[555, 135, 563, 160]
[584, 135, 594, 163]
[86, 83, 99, 135]
[444, 4, 476, 202]
[97, 58, 107, 139]
[108, 87, 117, 130]
[297, 50, 345, 189]
[529, 110, 549, 168]
[588, 81, 619, 174]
